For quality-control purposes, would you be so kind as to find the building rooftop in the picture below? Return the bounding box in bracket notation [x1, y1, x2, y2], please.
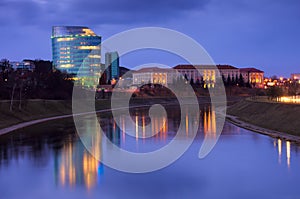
[173, 64, 238, 70]
[240, 68, 264, 73]
[52, 26, 98, 37]
[133, 67, 174, 73]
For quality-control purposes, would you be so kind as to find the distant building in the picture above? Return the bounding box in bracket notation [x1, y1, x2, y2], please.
[291, 73, 300, 80]
[11, 60, 35, 71]
[217, 65, 240, 80]
[51, 26, 102, 88]
[105, 52, 119, 83]
[174, 64, 239, 88]
[239, 68, 264, 87]
[133, 67, 177, 86]
[174, 64, 264, 88]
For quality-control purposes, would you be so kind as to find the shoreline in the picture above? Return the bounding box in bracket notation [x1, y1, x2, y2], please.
[3, 97, 296, 143]
[226, 114, 300, 144]
[0, 96, 241, 135]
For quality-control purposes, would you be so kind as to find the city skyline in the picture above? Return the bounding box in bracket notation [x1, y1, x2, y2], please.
[0, 0, 300, 77]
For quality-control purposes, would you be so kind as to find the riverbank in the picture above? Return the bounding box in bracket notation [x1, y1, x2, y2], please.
[0, 99, 111, 130]
[227, 99, 300, 142]
[0, 96, 244, 135]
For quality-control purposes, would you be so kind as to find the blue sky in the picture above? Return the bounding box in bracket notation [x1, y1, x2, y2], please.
[0, 0, 299, 77]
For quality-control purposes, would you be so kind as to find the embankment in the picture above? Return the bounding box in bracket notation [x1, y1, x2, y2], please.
[227, 99, 300, 137]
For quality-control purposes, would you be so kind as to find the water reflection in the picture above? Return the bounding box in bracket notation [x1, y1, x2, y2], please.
[55, 133, 103, 190]
[287, 141, 291, 168]
[278, 139, 282, 163]
[203, 106, 216, 139]
[275, 138, 292, 168]
[1, 105, 300, 198]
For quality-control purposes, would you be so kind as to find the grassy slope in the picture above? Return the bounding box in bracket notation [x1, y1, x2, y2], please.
[227, 99, 300, 136]
[0, 98, 176, 130]
[0, 100, 112, 129]
[0, 96, 243, 131]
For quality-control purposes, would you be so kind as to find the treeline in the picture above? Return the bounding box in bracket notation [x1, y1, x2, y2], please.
[0, 59, 74, 100]
[173, 73, 250, 88]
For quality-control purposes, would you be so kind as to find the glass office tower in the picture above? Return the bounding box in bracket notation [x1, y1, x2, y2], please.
[105, 51, 119, 83]
[51, 26, 102, 88]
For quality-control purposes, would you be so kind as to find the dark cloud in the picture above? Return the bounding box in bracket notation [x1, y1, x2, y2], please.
[0, 0, 210, 26]
[0, 0, 299, 76]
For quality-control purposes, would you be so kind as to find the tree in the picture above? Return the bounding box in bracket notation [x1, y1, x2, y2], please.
[0, 59, 11, 71]
[222, 75, 226, 85]
[231, 75, 235, 86]
[190, 77, 194, 85]
[266, 86, 283, 100]
[288, 82, 300, 96]
[184, 74, 188, 81]
[227, 75, 231, 86]
[195, 78, 200, 86]
[238, 74, 245, 87]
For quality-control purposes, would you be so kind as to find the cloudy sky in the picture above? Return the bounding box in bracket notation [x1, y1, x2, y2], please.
[0, 0, 299, 76]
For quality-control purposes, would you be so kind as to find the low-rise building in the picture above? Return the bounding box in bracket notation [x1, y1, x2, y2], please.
[132, 65, 264, 88]
[132, 67, 177, 86]
[11, 60, 35, 71]
[173, 64, 240, 88]
[239, 68, 264, 87]
[291, 73, 300, 80]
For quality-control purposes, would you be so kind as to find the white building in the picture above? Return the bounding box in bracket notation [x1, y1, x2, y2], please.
[133, 67, 178, 86]
[239, 68, 264, 87]
[11, 60, 35, 71]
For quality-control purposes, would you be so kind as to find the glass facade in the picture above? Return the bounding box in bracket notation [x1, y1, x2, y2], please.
[105, 52, 119, 83]
[51, 26, 102, 88]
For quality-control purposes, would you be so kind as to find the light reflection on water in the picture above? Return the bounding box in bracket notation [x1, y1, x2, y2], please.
[0, 105, 300, 199]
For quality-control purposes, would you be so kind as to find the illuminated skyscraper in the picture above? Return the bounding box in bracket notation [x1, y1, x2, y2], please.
[51, 26, 102, 88]
[105, 51, 119, 83]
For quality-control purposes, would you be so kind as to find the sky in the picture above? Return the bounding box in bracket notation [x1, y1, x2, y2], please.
[0, 0, 300, 77]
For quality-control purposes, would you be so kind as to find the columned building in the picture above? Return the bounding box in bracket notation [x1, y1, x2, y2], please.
[51, 26, 102, 88]
[239, 68, 264, 87]
[174, 65, 239, 88]
[132, 65, 264, 88]
[133, 67, 176, 86]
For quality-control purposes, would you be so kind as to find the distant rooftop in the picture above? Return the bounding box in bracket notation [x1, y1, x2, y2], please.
[239, 68, 264, 73]
[52, 26, 98, 37]
[133, 67, 173, 73]
[173, 64, 238, 70]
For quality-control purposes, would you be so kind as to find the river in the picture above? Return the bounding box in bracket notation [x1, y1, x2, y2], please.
[0, 105, 299, 199]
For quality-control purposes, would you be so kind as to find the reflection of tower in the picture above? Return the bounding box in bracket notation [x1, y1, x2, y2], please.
[54, 119, 103, 189]
[107, 119, 121, 146]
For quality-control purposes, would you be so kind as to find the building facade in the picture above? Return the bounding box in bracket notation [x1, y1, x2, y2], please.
[133, 67, 177, 86]
[11, 60, 35, 71]
[291, 73, 300, 80]
[174, 65, 264, 88]
[51, 26, 102, 88]
[239, 68, 264, 87]
[174, 65, 239, 88]
[105, 52, 120, 83]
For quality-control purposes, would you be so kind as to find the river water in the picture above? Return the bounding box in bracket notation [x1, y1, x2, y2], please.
[0, 105, 299, 199]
